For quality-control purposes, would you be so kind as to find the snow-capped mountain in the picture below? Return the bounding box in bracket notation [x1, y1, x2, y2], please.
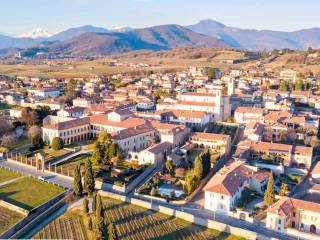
[109, 26, 133, 32]
[18, 28, 52, 39]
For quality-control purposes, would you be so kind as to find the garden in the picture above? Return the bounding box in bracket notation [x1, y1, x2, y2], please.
[203, 122, 238, 140]
[0, 175, 65, 211]
[137, 149, 212, 202]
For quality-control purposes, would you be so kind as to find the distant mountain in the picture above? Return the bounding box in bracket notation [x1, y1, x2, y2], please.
[110, 27, 133, 33]
[49, 25, 109, 42]
[18, 28, 52, 39]
[27, 24, 229, 56]
[0, 34, 38, 49]
[187, 19, 320, 50]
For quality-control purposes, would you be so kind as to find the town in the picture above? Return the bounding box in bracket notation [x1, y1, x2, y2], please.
[1, 1, 320, 239]
[0, 50, 320, 240]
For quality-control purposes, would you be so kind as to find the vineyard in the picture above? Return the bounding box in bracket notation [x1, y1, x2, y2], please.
[0, 206, 24, 235]
[32, 212, 87, 240]
[33, 197, 244, 240]
[102, 198, 212, 240]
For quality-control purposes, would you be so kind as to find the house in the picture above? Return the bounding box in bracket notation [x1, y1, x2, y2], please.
[28, 87, 61, 98]
[237, 140, 313, 169]
[111, 125, 156, 155]
[234, 107, 264, 124]
[244, 122, 264, 142]
[266, 197, 320, 235]
[129, 141, 172, 165]
[57, 107, 86, 118]
[204, 161, 255, 215]
[190, 132, 231, 156]
[154, 109, 212, 129]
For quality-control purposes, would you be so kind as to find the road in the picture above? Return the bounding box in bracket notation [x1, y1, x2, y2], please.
[0, 160, 73, 189]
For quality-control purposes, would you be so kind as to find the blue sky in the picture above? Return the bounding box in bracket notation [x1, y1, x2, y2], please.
[2, 0, 320, 35]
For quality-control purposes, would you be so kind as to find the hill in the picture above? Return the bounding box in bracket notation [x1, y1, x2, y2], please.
[187, 19, 320, 50]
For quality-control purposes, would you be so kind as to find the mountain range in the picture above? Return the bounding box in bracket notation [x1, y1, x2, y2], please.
[1, 20, 320, 56]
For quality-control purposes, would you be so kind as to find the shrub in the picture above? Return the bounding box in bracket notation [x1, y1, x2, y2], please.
[51, 137, 64, 150]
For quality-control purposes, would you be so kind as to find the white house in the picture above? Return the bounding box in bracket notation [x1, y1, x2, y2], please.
[28, 87, 61, 98]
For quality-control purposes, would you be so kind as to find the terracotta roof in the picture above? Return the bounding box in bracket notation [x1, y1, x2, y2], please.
[43, 117, 90, 130]
[204, 161, 254, 196]
[190, 132, 230, 143]
[312, 161, 320, 175]
[112, 124, 154, 140]
[267, 197, 320, 216]
[146, 141, 172, 154]
[235, 107, 264, 114]
[90, 114, 145, 128]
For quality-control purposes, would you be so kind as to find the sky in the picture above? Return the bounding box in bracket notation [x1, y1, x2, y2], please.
[2, 0, 320, 35]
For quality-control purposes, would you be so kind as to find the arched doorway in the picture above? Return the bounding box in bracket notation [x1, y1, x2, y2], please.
[310, 225, 316, 233]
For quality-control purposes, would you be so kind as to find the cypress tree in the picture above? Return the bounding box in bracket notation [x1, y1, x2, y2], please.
[108, 223, 118, 240]
[92, 192, 97, 212]
[194, 156, 204, 180]
[280, 182, 289, 196]
[83, 197, 89, 214]
[73, 165, 83, 197]
[88, 217, 93, 231]
[84, 159, 95, 195]
[95, 194, 104, 240]
[264, 174, 275, 206]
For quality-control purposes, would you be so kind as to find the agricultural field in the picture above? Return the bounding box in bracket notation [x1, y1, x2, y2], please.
[0, 177, 64, 211]
[0, 168, 21, 183]
[33, 211, 87, 240]
[33, 197, 245, 240]
[0, 205, 24, 235]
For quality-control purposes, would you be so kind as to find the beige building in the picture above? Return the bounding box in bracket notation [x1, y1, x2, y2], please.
[266, 197, 320, 235]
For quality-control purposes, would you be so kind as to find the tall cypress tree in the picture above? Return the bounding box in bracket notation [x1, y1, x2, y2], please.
[73, 165, 83, 197]
[95, 194, 104, 240]
[194, 156, 204, 180]
[84, 159, 95, 195]
[264, 173, 275, 206]
[108, 223, 118, 240]
[83, 197, 89, 214]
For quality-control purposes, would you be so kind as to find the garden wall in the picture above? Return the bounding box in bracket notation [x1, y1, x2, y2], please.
[0, 200, 28, 216]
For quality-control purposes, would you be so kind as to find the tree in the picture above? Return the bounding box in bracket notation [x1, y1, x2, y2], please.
[279, 182, 289, 196]
[194, 156, 204, 180]
[165, 159, 174, 176]
[294, 79, 303, 91]
[65, 79, 78, 100]
[0, 121, 10, 134]
[92, 141, 104, 165]
[73, 165, 83, 197]
[108, 223, 118, 240]
[279, 81, 287, 91]
[88, 217, 93, 231]
[310, 136, 320, 148]
[185, 171, 198, 195]
[21, 107, 38, 126]
[264, 174, 275, 206]
[51, 137, 64, 150]
[95, 194, 104, 240]
[84, 159, 95, 195]
[150, 187, 157, 196]
[92, 192, 97, 212]
[28, 125, 43, 149]
[83, 197, 89, 214]
[1, 135, 16, 148]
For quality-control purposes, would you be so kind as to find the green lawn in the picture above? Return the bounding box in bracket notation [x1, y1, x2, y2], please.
[0, 205, 24, 235]
[0, 168, 21, 183]
[42, 146, 72, 162]
[0, 177, 64, 211]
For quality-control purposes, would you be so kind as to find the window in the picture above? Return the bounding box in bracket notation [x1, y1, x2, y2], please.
[301, 223, 304, 228]
[220, 195, 224, 200]
[278, 219, 281, 224]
